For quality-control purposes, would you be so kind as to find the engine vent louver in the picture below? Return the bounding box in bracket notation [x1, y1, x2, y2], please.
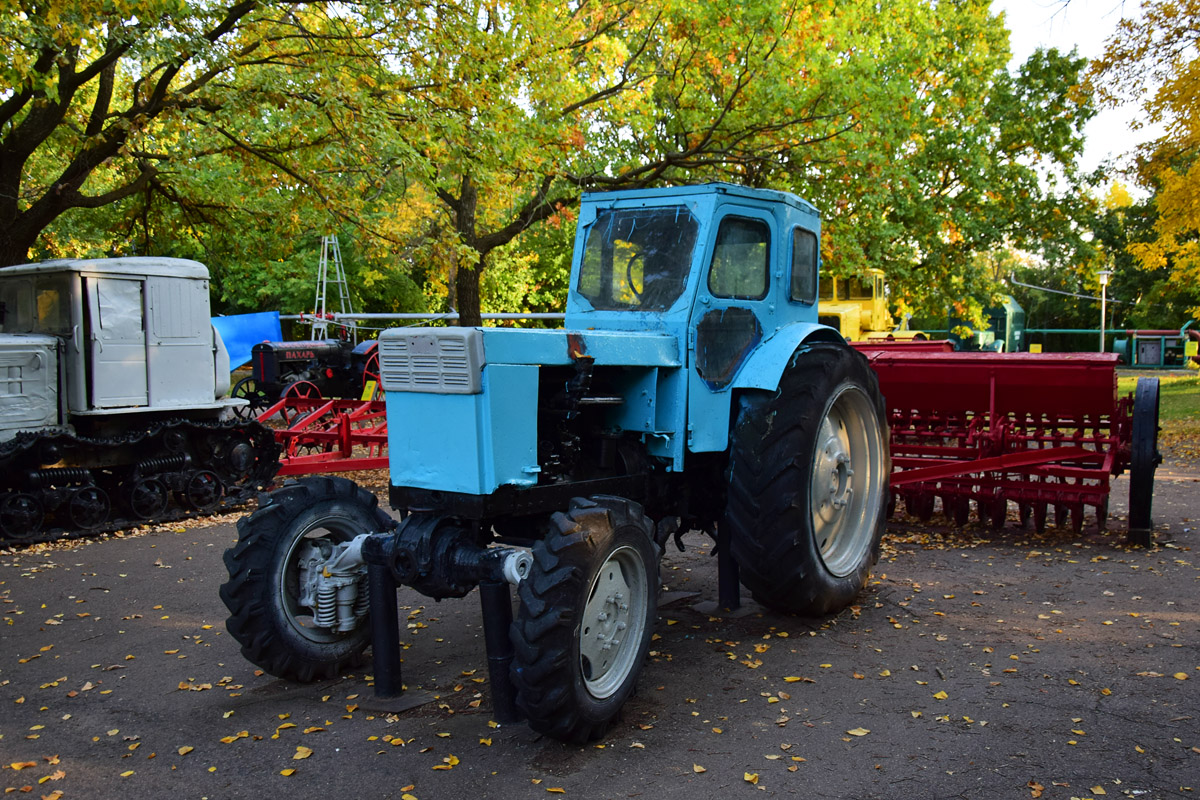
[378, 329, 484, 394]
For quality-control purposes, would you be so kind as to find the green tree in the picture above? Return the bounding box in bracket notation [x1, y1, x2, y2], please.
[385, 0, 952, 325]
[0, 1, 405, 266]
[1092, 0, 1200, 319]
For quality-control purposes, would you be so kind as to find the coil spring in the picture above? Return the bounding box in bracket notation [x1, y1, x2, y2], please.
[354, 579, 369, 619]
[25, 467, 93, 487]
[313, 584, 338, 628]
[136, 453, 190, 475]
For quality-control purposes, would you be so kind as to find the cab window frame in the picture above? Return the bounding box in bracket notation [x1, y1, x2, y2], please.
[790, 227, 819, 305]
[706, 215, 771, 301]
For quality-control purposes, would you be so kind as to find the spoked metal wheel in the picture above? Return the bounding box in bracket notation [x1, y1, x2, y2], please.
[579, 544, 650, 700]
[68, 486, 110, 530]
[1128, 377, 1161, 545]
[0, 492, 44, 542]
[809, 384, 886, 578]
[127, 477, 169, 520]
[182, 470, 223, 511]
[280, 380, 322, 426]
[231, 377, 270, 420]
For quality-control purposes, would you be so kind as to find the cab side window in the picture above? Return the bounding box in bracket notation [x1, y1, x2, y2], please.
[790, 228, 818, 304]
[708, 217, 769, 300]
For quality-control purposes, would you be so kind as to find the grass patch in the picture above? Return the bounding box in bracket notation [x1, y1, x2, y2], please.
[1119, 371, 1200, 465]
[1117, 372, 1200, 424]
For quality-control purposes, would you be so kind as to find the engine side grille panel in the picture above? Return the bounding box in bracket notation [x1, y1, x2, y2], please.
[379, 329, 484, 394]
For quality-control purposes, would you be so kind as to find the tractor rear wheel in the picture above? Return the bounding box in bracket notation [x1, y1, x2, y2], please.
[220, 476, 395, 682]
[726, 343, 888, 615]
[510, 496, 658, 743]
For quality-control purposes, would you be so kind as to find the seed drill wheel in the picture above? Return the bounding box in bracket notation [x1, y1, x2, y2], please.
[220, 476, 396, 681]
[1127, 378, 1161, 546]
[510, 496, 658, 743]
[726, 343, 888, 615]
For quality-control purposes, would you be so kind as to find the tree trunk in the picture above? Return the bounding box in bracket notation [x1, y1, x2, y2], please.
[0, 221, 38, 267]
[456, 249, 486, 328]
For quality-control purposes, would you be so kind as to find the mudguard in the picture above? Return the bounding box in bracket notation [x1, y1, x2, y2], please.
[730, 323, 845, 393]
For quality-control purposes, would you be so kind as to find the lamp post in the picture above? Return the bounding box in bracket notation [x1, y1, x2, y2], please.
[1098, 269, 1112, 353]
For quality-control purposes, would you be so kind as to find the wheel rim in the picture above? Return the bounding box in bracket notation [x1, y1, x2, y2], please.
[128, 478, 168, 520]
[809, 384, 885, 577]
[184, 471, 223, 511]
[69, 487, 110, 530]
[1, 493, 44, 540]
[278, 514, 362, 644]
[579, 544, 648, 700]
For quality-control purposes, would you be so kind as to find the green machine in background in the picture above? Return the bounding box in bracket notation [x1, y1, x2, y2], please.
[1113, 322, 1200, 368]
[948, 295, 1026, 352]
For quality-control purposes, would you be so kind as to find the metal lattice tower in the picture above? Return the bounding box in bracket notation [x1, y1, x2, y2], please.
[311, 235, 356, 341]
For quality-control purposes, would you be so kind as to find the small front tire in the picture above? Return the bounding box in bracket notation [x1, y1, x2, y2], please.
[510, 496, 658, 743]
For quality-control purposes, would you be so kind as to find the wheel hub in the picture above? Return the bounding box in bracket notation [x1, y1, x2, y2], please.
[579, 545, 647, 700]
[816, 420, 855, 518]
[808, 385, 884, 578]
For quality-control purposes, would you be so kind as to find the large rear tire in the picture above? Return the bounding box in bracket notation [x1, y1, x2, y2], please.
[220, 476, 395, 681]
[726, 343, 888, 615]
[510, 496, 658, 743]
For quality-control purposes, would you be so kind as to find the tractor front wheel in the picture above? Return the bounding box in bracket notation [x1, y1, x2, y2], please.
[220, 476, 395, 682]
[726, 342, 888, 615]
[510, 496, 658, 743]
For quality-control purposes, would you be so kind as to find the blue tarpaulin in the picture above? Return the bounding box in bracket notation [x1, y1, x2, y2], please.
[212, 311, 282, 368]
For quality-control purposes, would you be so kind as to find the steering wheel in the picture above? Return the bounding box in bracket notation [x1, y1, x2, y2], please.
[625, 251, 643, 301]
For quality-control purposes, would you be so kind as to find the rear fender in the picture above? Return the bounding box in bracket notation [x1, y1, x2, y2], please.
[731, 323, 845, 392]
[688, 323, 842, 454]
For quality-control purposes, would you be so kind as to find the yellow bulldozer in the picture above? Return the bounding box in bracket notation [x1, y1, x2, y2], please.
[816, 268, 926, 342]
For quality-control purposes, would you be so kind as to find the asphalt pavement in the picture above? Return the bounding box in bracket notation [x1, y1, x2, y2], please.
[2, 471, 1198, 800]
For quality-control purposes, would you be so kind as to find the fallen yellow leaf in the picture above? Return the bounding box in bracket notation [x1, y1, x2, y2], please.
[546, 790, 566, 794]
[693, 764, 706, 773]
[744, 772, 759, 785]
[280, 769, 296, 777]
[933, 691, 948, 700]
[293, 746, 313, 760]
[846, 728, 870, 736]
[120, 770, 134, 778]
[1174, 672, 1189, 680]
[177, 746, 193, 756]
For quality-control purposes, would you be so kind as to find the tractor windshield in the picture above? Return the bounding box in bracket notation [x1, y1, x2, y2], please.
[577, 206, 698, 311]
[0, 273, 74, 336]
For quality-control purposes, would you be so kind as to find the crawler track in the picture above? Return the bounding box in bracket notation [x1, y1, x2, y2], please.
[0, 418, 280, 546]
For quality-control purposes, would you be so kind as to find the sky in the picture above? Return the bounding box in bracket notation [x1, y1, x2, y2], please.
[993, 0, 1160, 176]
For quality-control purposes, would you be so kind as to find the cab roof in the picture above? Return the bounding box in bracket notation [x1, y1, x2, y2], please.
[0, 257, 209, 281]
[580, 181, 819, 216]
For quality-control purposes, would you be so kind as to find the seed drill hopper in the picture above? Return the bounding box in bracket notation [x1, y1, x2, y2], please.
[857, 346, 1160, 544]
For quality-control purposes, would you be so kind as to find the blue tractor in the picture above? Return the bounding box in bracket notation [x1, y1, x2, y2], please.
[221, 183, 890, 742]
